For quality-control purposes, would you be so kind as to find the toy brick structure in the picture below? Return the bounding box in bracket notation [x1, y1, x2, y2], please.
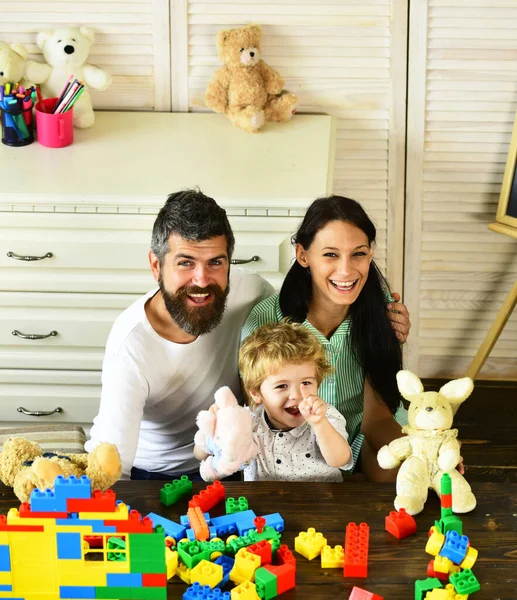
[0, 475, 168, 599]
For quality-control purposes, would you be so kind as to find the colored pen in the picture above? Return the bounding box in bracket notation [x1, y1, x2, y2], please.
[35, 86, 47, 112]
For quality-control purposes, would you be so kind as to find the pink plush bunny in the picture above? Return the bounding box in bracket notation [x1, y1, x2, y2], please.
[194, 386, 258, 481]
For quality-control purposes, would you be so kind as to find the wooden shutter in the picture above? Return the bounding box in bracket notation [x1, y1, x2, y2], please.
[406, 0, 517, 379]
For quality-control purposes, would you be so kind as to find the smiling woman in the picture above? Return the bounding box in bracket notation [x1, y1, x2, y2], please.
[241, 195, 409, 481]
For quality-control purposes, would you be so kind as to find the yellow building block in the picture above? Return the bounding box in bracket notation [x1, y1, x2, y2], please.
[176, 561, 191, 584]
[58, 561, 111, 586]
[0, 572, 12, 585]
[321, 544, 344, 568]
[460, 546, 478, 570]
[78, 502, 129, 520]
[434, 554, 454, 574]
[0, 533, 8, 544]
[230, 580, 261, 600]
[294, 527, 327, 561]
[229, 548, 261, 585]
[166, 547, 178, 580]
[190, 559, 223, 588]
[425, 529, 445, 557]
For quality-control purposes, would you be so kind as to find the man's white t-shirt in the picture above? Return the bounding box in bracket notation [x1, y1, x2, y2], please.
[85, 271, 273, 478]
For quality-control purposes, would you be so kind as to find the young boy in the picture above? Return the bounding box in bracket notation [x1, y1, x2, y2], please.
[238, 321, 353, 481]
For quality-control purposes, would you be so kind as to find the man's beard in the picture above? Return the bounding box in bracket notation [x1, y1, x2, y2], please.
[158, 277, 229, 336]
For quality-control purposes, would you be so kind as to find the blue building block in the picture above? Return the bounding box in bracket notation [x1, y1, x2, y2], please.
[236, 518, 257, 536]
[440, 530, 469, 565]
[183, 582, 231, 599]
[30, 488, 67, 512]
[54, 475, 91, 499]
[210, 510, 257, 536]
[0, 545, 10, 571]
[214, 555, 234, 587]
[106, 573, 142, 587]
[0, 585, 12, 592]
[146, 512, 186, 541]
[181, 512, 212, 526]
[57, 532, 82, 559]
[264, 513, 284, 533]
[60, 586, 96, 598]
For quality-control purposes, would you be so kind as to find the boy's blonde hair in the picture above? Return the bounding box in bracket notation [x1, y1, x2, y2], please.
[239, 320, 332, 405]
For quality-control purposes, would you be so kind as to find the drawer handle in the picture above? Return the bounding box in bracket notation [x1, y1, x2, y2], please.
[7, 251, 53, 261]
[230, 255, 260, 265]
[17, 406, 63, 417]
[12, 329, 58, 340]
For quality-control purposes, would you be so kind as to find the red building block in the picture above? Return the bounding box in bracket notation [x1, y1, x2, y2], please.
[441, 493, 452, 509]
[188, 480, 225, 512]
[277, 544, 296, 567]
[19, 502, 68, 519]
[0, 514, 44, 533]
[105, 510, 153, 533]
[385, 508, 417, 539]
[344, 522, 369, 578]
[248, 540, 272, 565]
[427, 559, 449, 582]
[264, 562, 295, 594]
[348, 586, 383, 600]
[67, 489, 117, 513]
[142, 573, 168, 587]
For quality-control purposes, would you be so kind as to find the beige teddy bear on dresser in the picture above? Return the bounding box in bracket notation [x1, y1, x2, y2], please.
[377, 370, 477, 516]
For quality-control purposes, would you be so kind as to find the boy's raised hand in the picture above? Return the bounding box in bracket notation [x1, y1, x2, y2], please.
[298, 384, 328, 426]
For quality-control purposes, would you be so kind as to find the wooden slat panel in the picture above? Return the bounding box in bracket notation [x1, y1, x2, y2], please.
[0, 0, 170, 110]
[187, 0, 407, 287]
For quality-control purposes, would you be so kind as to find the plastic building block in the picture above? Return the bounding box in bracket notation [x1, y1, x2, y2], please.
[188, 506, 211, 542]
[439, 473, 453, 518]
[226, 497, 249, 514]
[231, 580, 262, 600]
[255, 566, 277, 600]
[433, 554, 454, 574]
[343, 522, 369, 578]
[146, 512, 186, 540]
[214, 555, 234, 587]
[276, 544, 296, 567]
[160, 475, 192, 506]
[254, 516, 266, 533]
[60, 585, 96, 598]
[143, 573, 168, 586]
[450, 568, 481, 595]
[190, 559, 224, 588]
[106, 509, 154, 533]
[415, 578, 442, 600]
[427, 559, 459, 582]
[263, 562, 296, 594]
[189, 480, 226, 512]
[321, 544, 344, 568]
[177, 561, 192, 585]
[106, 572, 142, 586]
[67, 488, 117, 513]
[263, 513, 284, 533]
[440, 530, 469, 565]
[425, 529, 445, 557]
[385, 508, 417, 539]
[183, 582, 231, 599]
[57, 532, 82, 559]
[423, 589, 454, 600]
[294, 527, 327, 560]
[177, 540, 212, 569]
[435, 514, 463, 536]
[349, 586, 384, 600]
[211, 510, 257, 536]
[19, 502, 68, 519]
[230, 547, 261, 584]
[166, 546, 179, 579]
[248, 539, 272, 565]
[459, 545, 478, 570]
[0, 545, 10, 571]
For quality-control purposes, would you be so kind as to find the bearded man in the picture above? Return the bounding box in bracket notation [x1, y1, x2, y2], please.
[85, 190, 273, 479]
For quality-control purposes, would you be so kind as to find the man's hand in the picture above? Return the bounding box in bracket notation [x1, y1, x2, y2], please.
[298, 385, 328, 426]
[387, 291, 411, 344]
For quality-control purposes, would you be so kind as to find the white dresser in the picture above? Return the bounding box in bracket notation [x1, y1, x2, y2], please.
[0, 112, 335, 429]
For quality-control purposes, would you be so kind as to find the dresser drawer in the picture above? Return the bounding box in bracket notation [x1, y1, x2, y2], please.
[0, 369, 101, 424]
[0, 292, 140, 370]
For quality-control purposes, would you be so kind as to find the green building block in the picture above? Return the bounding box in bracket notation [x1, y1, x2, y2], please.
[435, 515, 463, 536]
[255, 566, 278, 600]
[450, 569, 481, 595]
[160, 475, 193, 506]
[177, 540, 212, 569]
[415, 577, 442, 600]
[130, 587, 167, 599]
[95, 586, 132, 599]
[226, 496, 249, 514]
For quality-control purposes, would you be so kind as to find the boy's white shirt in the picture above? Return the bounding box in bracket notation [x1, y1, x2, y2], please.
[244, 404, 354, 481]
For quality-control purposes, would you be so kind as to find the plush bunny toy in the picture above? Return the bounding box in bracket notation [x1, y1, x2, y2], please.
[377, 370, 477, 516]
[194, 386, 258, 481]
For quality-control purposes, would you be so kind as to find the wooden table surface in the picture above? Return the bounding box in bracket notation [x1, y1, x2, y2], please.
[0, 480, 516, 600]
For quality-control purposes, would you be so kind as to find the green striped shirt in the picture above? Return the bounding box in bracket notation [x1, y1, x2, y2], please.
[241, 293, 408, 471]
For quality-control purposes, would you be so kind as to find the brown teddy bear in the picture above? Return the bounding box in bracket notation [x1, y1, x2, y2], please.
[205, 24, 297, 133]
[0, 437, 122, 503]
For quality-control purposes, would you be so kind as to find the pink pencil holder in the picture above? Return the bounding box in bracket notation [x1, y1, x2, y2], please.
[35, 98, 74, 148]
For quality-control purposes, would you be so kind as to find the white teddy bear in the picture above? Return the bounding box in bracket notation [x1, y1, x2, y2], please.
[25, 26, 112, 128]
[0, 41, 29, 87]
[377, 370, 477, 516]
